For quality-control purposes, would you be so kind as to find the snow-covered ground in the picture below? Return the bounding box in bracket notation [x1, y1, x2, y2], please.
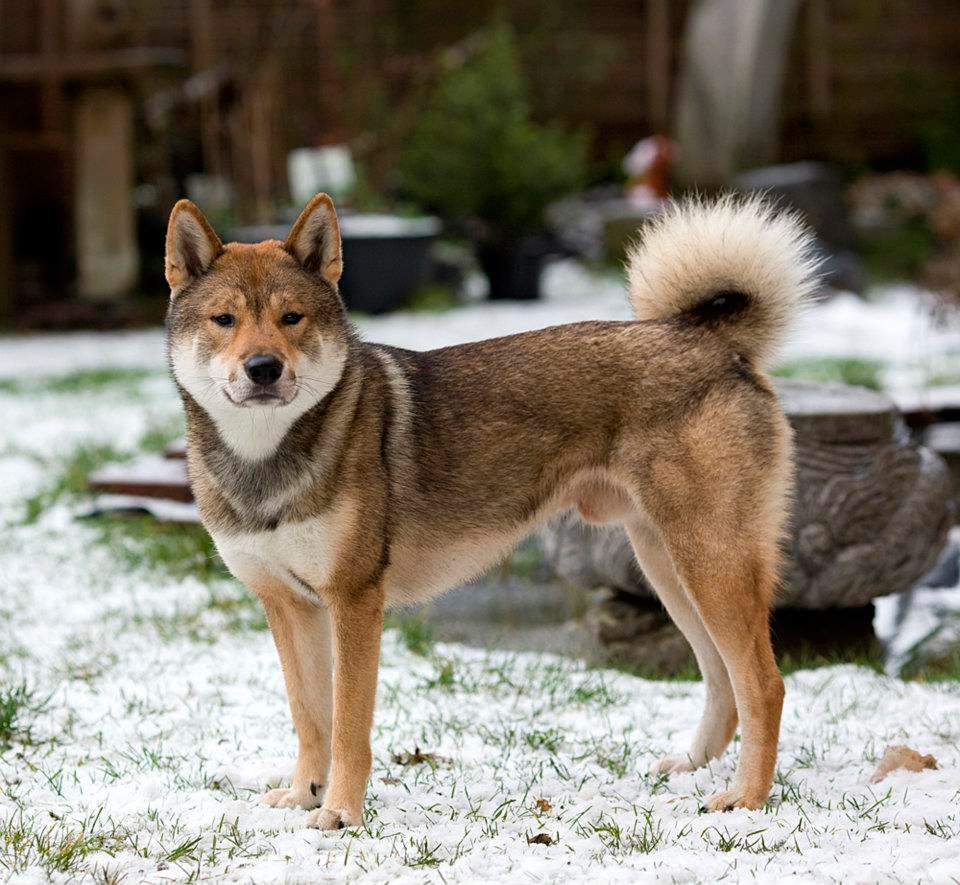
[1, 269, 959, 882]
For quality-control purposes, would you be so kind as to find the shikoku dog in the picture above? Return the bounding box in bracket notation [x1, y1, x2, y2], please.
[165, 193, 818, 829]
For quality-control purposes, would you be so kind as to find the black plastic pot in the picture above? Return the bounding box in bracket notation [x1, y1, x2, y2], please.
[477, 234, 552, 300]
[338, 215, 440, 314]
[230, 214, 440, 314]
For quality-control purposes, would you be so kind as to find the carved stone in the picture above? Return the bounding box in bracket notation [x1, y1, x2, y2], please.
[541, 380, 953, 609]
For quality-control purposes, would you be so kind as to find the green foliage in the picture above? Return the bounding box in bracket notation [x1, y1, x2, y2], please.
[21, 443, 130, 524]
[86, 515, 228, 584]
[773, 357, 885, 391]
[399, 22, 587, 236]
[860, 217, 937, 283]
[0, 682, 47, 752]
[386, 613, 436, 657]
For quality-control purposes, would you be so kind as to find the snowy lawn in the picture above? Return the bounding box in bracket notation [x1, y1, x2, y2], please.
[1, 273, 960, 882]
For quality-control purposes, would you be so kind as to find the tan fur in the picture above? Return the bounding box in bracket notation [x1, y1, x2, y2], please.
[165, 193, 818, 829]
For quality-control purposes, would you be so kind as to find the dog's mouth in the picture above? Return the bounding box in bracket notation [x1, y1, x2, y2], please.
[223, 389, 297, 408]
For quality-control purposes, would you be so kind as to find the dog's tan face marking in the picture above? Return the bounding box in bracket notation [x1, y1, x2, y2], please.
[166, 195, 350, 461]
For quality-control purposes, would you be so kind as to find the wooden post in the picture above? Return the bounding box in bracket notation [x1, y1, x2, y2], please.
[74, 86, 139, 302]
[645, 0, 671, 133]
[807, 0, 831, 119]
[191, 0, 221, 177]
[0, 144, 10, 321]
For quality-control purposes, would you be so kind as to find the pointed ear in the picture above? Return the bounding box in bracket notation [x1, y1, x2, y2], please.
[284, 193, 343, 284]
[165, 199, 223, 297]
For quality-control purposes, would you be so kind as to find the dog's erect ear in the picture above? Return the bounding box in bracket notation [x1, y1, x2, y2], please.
[165, 199, 223, 297]
[284, 193, 343, 285]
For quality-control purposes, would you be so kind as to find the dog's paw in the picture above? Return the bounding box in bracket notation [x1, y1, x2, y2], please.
[700, 788, 768, 813]
[304, 805, 360, 831]
[261, 784, 324, 810]
[650, 754, 699, 775]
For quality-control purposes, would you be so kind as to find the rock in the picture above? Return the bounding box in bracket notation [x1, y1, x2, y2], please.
[541, 380, 952, 610]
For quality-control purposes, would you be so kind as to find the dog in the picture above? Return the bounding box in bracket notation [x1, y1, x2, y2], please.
[165, 192, 818, 829]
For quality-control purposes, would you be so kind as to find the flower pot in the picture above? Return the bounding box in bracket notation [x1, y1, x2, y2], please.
[338, 214, 441, 314]
[229, 214, 441, 315]
[477, 234, 552, 301]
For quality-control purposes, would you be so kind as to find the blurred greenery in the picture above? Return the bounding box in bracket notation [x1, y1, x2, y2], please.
[773, 357, 884, 391]
[398, 21, 587, 236]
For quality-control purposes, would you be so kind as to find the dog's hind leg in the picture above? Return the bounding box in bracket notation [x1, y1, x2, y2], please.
[626, 520, 738, 774]
[260, 592, 333, 811]
[657, 529, 784, 811]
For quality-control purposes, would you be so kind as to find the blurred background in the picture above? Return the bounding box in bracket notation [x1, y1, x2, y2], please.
[1, 0, 960, 678]
[1, 0, 959, 323]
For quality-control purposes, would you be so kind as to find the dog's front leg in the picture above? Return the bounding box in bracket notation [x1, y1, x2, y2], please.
[304, 584, 384, 831]
[260, 593, 333, 811]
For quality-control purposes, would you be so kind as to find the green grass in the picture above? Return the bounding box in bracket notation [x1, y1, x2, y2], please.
[21, 443, 131, 524]
[0, 368, 159, 397]
[773, 357, 885, 391]
[0, 682, 48, 753]
[87, 515, 226, 583]
[133, 589, 268, 644]
[385, 613, 436, 657]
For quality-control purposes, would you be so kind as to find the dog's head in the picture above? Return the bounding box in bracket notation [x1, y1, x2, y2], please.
[165, 194, 350, 456]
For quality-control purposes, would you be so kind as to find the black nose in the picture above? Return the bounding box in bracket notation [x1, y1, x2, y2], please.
[244, 354, 283, 386]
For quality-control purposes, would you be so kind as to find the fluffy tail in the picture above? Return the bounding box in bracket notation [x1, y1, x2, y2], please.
[626, 195, 820, 370]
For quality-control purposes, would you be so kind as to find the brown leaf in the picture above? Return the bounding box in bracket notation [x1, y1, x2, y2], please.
[527, 833, 554, 846]
[391, 745, 437, 767]
[380, 776, 401, 785]
[870, 744, 938, 784]
[534, 798, 552, 813]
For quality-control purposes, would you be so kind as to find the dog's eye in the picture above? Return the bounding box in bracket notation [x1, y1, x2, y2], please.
[211, 314, 234, 327]
[281, 312, 304, 326]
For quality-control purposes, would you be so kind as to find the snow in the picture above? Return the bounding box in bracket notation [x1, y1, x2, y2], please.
[1, 265, 959, 882]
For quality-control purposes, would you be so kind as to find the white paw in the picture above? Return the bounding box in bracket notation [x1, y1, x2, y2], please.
[261, 784, 324, 810]
[650, 754, 700, 775]
[701, 788, 768, 812]
[304, 805, 361, 831]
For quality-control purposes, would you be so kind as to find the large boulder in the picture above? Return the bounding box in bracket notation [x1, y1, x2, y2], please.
[541, 380, 953, 609]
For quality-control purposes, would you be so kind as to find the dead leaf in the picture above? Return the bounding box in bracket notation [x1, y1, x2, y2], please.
[391, 746, 437, 767]
[870, 744, 938, 784]
[534, 798, 552, 813]
[380, 776, 401, 785]
[527, 833, 554, 846]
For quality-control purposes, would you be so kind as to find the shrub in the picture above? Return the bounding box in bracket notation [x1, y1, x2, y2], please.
[399, 22, 587, 239]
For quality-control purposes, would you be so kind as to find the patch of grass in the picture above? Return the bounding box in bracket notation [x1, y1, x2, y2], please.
[36, 368, 156, 395]
[385, 613, 435, 656]
[525, 727, 563, 754]
[773, 357, 885, 391]
[138, 416, 185, 454]
[406, 284, 459, 313]
[87, 515, 226, 583]
[133, 588, 267, 644]
[21, 443, 130, 523]
[0, 682, 48, 752]
[0, 809, 132, 876]
[902, 646, 960, 682]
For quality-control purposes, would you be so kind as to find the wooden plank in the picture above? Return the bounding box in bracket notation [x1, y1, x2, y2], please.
[89, 456, 193, 503]
[0, 47, 186, 81]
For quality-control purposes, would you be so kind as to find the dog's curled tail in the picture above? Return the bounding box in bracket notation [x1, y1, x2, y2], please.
[626, 195, 820, 370]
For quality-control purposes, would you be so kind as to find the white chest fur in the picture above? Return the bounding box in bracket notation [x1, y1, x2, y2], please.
[214, 506, 353, 601]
